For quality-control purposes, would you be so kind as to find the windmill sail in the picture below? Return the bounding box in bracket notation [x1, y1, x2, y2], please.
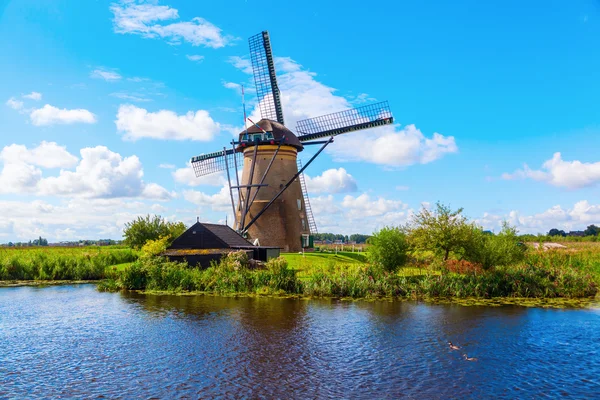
[249, 31, 285, 124]
[190, 149, 242, 177]
[296, 101, 393, 142]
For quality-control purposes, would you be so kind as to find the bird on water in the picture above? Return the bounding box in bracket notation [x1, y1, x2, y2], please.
[448, 342, 460, 350]
[463, 354, 478, 361]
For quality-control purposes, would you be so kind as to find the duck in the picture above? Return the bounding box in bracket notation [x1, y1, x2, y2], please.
[463, 354, 478, 362]
[448, 341, 460, 350]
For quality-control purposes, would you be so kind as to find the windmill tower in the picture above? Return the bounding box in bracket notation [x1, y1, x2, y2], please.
[190, 31, 394, 252]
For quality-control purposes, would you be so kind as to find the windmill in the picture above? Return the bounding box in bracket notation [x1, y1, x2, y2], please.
[190, 31, 393, 252]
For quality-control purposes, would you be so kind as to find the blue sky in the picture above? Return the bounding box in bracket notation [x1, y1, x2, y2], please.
[1, 0, 600, 241]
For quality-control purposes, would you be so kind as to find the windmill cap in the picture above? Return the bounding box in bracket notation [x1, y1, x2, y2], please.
[239, 119, 303, 151]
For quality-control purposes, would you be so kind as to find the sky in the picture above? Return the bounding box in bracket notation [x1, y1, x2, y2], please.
[1, 0, 600, 242]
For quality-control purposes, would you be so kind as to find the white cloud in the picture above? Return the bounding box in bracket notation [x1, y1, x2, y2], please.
[305, 168, 357, 194]
[308, 193, 410, 234]
[30, 104, 97, 126]
[396, 185, 409, 191]
[23, 92, 42, 101]
[173, 164, 226, 187]
[222, 81, 241, 91]
[110, 0, 235, 48]
[38, 146, 172, 200]
[475, 200, 600, 234]
[6, 97, 24, 111]
[0, 198, 174, 242]
[230, 56, 456, 167]
[0, 142, 171, 201]
[1, 141, 78, 169]
[115, 104, 220, 141]
[183, 186, 231, 211]
[186, 54, 204, 63]
[0, 142, 78, 194]
[159, 163, 175, 169]
[341, 193, 406, 218]
[90, 68, 122, 82]
[331, 124, 457, 167]
[502, 152, 600, 189]
[110, 92, 152, 102]
[227, 56, 253, 74]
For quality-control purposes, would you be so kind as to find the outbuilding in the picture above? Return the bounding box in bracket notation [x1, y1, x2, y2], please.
[164, 219, 280, 268]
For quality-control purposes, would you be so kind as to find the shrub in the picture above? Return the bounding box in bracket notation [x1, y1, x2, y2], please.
[367, 226, 409, 272]
[462, 222, 526, 270]
[408, 202, 474, 261]
[123, 215, 186, 249]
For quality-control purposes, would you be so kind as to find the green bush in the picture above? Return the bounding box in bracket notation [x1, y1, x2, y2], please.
[367, 226, 409, 271]
[462, 222, 526, 269]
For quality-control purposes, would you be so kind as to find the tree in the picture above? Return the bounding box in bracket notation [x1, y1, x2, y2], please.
[408, 202, 473, 261]
[123, 215, 187, 249]
[367, 226, 409, 271]
[584, 225, 600, 236]
[462, 222, 526, 270]
[548, 228, 566, 237]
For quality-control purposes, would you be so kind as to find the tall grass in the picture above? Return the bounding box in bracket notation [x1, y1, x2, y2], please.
[0, 247, 137, 281]
[100, 249, 599, 299]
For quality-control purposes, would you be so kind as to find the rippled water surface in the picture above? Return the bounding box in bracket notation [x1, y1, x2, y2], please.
[1, 285, 600, 398]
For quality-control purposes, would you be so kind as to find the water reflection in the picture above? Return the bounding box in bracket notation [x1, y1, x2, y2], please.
[1, 285, 599, 398]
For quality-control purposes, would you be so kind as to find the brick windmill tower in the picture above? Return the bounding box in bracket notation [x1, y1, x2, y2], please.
[190, 31, 394, 252]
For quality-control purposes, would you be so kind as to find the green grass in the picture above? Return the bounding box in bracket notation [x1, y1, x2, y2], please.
[0, 246, 138, 281]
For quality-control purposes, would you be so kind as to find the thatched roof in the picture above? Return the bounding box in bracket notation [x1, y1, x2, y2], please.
[238, 119, 303, 150]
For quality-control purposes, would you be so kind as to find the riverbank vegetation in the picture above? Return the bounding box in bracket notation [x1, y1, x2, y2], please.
[97, 204, 599, 300]
[4, 205, 600, 302]
[0, 247, 137, 281]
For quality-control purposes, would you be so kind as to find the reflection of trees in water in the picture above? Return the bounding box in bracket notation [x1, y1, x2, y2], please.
[121, 292, 313, 396]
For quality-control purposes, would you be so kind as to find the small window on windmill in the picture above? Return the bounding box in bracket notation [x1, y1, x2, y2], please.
[297, 199, 302, 210]
[301, 218, 306, 230]
[192, 231, 196, 234]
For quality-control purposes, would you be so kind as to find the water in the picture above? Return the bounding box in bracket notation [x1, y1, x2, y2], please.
[1, 285, 599, 399]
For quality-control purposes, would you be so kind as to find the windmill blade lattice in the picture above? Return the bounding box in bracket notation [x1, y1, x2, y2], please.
[296, 101, 394, 142]
[249, 31, 285, 124]
[190, 149, 242, 177]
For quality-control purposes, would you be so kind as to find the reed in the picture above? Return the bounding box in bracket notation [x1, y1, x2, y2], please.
[0, 247, 137, 281]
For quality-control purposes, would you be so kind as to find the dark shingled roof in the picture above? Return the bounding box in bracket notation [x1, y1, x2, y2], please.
[238, 119, 303, 151]
[169, 222, 253, 250]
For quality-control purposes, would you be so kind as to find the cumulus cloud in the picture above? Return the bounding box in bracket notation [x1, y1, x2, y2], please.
[38, 146, 172, 200]
[502, 152, 600, 189]
[475, 200, 600, 234]
[0, 142, 171, 200]
[308, 193, 410, 234]
[330, 124, 457, 167]
[159, 163, 175, 169]
[23, 92, 42, 101]
[90, 68, 122, 81]
[115, 104, 220, 141]
[110, 0, 235, 48]
[230, 56, 457, 167]
[6, 97, 24, 110]
[183, 186, 231, 211]
[173, 164, 226, 187]
[0, 198, 174, 242]
[186, 54, 204, 63]
[305, 168, 357, 194]
[30, 104, 97, 126]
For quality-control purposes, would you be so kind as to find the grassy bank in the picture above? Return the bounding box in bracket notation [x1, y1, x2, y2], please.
[0, 247, 137, 281]
[98, 248, 599, 300]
